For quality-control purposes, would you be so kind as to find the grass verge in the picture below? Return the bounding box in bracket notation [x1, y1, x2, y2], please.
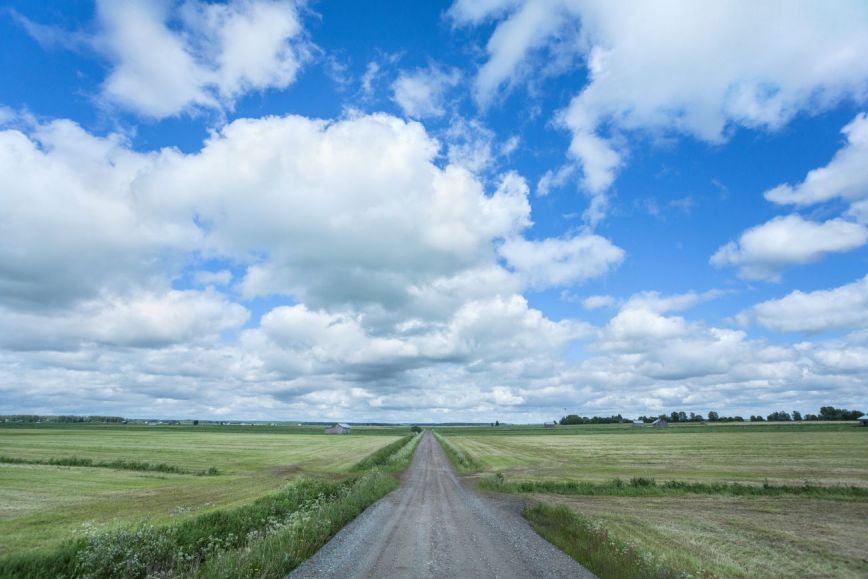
[433, 432, 482, 473]
[479, 475, 868, 498]
[0, 455, 219, 476]
[525, 502, 700, 579]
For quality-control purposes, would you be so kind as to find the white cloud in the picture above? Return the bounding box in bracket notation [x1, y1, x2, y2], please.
[97, 0, 307, 118]
[0, 289, 248, 351]
[193, 270, 233, 286]
[581, 295, 616, 310]
[0, 111, 630, 420]
[745, 275, 868, 333]
[451, 0, 868, 218]
[620, 290, 723, 314]
[710, 215, 868, 280]
[392, 65, 461, 119]
[0, 119, 198, 308]
[499, 233, 624, 289]
[765, 112, 868, 206]
[4, 109, 866, 421]
[536, 164, 576, 197]
[141, 115, 546, 315]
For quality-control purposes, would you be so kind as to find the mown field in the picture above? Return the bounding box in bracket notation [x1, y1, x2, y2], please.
[438, 422, 868, 578]
[0, 424, 407, 556]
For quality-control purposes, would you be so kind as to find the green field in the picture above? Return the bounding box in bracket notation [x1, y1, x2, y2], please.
[439, 422, 868, 485]
[0, 424, 405, 555]
[439, 422, 868, 578]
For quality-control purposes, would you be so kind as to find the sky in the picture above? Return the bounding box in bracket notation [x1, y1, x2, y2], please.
[1, 0, 867, 423]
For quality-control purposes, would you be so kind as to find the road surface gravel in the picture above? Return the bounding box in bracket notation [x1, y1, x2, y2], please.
[290, 431, 595, 578]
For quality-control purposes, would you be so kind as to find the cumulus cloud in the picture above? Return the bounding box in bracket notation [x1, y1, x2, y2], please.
[0, 119, 198, 308]
[0, 111, 634, 420]
[141, 115, 557, 316]
[193, 270, 234, 287]
[392, 65, 461, 119]
[710, 215, 868, 280]
[0, 289, 248, 351]
[743, 275, 868, 333]
[499, 233, 624, 289]
[450, 0, 868, 217]
[97, 0, 308, 118]
[3, 107, 866, 421]
[765, 112, 868, 207]
[581, 295, 616, 310]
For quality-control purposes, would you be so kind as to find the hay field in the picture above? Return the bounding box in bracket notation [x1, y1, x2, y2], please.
[0, 424, 403, 555]
[439, 422, 868, 578]
[441, 423, 868, 485]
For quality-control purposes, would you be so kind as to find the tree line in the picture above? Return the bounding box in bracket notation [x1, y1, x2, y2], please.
[1, 415, 126, 423]
[560, 406, 863, 425]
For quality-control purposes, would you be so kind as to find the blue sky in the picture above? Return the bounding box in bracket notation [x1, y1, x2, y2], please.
[1, 0, 867, 422]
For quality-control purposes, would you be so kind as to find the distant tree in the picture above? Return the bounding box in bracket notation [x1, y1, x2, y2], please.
[495, 420, 500, 427]
[767, 411, 792, 422]
[819, 406, 864, 421]
[707, 411, 719, 422]
[792, 411, 802, 422]
[193, 420, 199, 426]
[750, 415, 765, 422]
[410, 425, 422, 433]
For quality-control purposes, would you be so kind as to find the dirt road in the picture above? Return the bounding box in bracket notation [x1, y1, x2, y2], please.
[290, 432, 594, 578]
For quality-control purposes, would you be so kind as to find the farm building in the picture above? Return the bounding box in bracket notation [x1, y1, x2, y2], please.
[858, 415, 868, 427]
[543, 422, 557, 429]
[652, 418, 668, 428]
[632, 420, 645, 428]
[325, 423, 352, 434]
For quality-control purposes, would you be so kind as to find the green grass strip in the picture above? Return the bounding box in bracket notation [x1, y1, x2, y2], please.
[352, 433, 420, 472]
[433, 432, 483, 473]
[480, 475, 868, 498]
[525, 502, 700, 579]
[0, 455, 219, 476]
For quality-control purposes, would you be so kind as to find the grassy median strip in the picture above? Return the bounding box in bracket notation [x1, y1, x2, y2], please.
[0, 435, 421, 579]
[352, 432, 422, 472]
[433, 432, 482, 473]
[479, 474, 868, 498]
[0, 455, 219, 476]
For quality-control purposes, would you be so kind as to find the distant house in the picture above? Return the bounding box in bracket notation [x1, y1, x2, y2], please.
[858, 415, 868, 427]
[652, 418, 668, 428]
[632, 420, 645, 428]
[543, 422, 557, 429]
[325, 423, 352, 434]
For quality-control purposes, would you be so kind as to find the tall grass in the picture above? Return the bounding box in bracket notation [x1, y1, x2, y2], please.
[525, 502, 701, 579]
[352, 432, 421, 471]
[433, 432, 482, 473]
[0, 455, 219, 476]
[479, 475, 868, 498]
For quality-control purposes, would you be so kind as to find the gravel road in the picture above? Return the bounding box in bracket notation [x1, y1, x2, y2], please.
[290, 431, 595, 578]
